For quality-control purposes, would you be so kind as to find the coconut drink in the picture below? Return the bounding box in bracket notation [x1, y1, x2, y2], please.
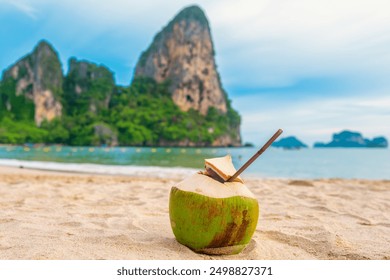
[169, 155, 259, 254]
[169, 129, 283, 255]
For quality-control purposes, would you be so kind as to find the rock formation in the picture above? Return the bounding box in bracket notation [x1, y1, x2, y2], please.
[367, 137, 388, 148]
[134, 5, 241, 146]
[93, 123, 118, 146]
[2, 40, 63, 126]
[272, 136, 308, 149]
[314, 130, 388, 148]
[64, 58, 115, 115]
[0, 5, 242, 147]
[134, 5, 228, 115]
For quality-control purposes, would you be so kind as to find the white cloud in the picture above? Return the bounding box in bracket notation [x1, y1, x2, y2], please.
[5, 0, 389, 90]
[208, 0, 390, 89]
[1, 0, 38, 19]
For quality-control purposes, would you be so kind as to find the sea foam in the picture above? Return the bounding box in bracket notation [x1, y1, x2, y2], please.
[0, 159, 197, 179]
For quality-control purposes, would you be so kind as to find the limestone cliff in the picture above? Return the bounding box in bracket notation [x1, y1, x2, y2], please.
[134, 5, 241, 146]
[64, 58, 115, 115]
[134, 5, 227, 115]
[2, 40, 63, 126]
[0, 6, 242, 147]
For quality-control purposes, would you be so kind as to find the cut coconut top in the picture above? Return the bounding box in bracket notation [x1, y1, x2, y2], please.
[204, 155, 243, 183]
[174, 173, 255, 199]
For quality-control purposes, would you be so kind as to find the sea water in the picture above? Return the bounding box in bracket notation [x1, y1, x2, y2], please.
[0, 145, 389, 179]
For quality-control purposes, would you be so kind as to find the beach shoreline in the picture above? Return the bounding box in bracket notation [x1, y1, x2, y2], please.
[0, 159, 197, 179]
[0, 165, 389, 260]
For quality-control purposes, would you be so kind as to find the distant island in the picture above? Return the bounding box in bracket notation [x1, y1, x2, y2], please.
[0, 6, 241, 147]
[314, 130, 388, 148]
[272, 136, 308, 150]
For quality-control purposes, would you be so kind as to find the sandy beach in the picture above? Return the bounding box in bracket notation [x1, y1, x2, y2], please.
[0, 166, 389, 260]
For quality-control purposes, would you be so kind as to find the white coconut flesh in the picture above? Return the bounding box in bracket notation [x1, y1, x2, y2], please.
[174, 155, 254, 199]
[204, 154, 243, 183]
[174, 173, 255, 199]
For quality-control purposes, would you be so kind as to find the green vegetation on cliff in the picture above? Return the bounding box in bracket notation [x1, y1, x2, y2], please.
[64, 58, 115, 116]
[0, 76, 240, 146]
[109, 77, 240, 146]
[0, 79, 35, 122]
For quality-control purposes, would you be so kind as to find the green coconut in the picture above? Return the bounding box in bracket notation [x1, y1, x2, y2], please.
[169, 155, 259, 255]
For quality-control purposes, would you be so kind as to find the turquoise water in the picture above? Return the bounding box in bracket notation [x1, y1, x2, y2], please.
[0, 145, 389, 179]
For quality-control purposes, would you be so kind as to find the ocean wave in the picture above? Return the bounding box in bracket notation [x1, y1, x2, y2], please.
[0, 159, 197, 178]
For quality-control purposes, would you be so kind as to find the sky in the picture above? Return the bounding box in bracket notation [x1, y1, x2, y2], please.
[1, 0, 389, 145]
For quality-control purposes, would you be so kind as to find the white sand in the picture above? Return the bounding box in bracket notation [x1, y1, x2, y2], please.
[0, 166, 389, 259]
